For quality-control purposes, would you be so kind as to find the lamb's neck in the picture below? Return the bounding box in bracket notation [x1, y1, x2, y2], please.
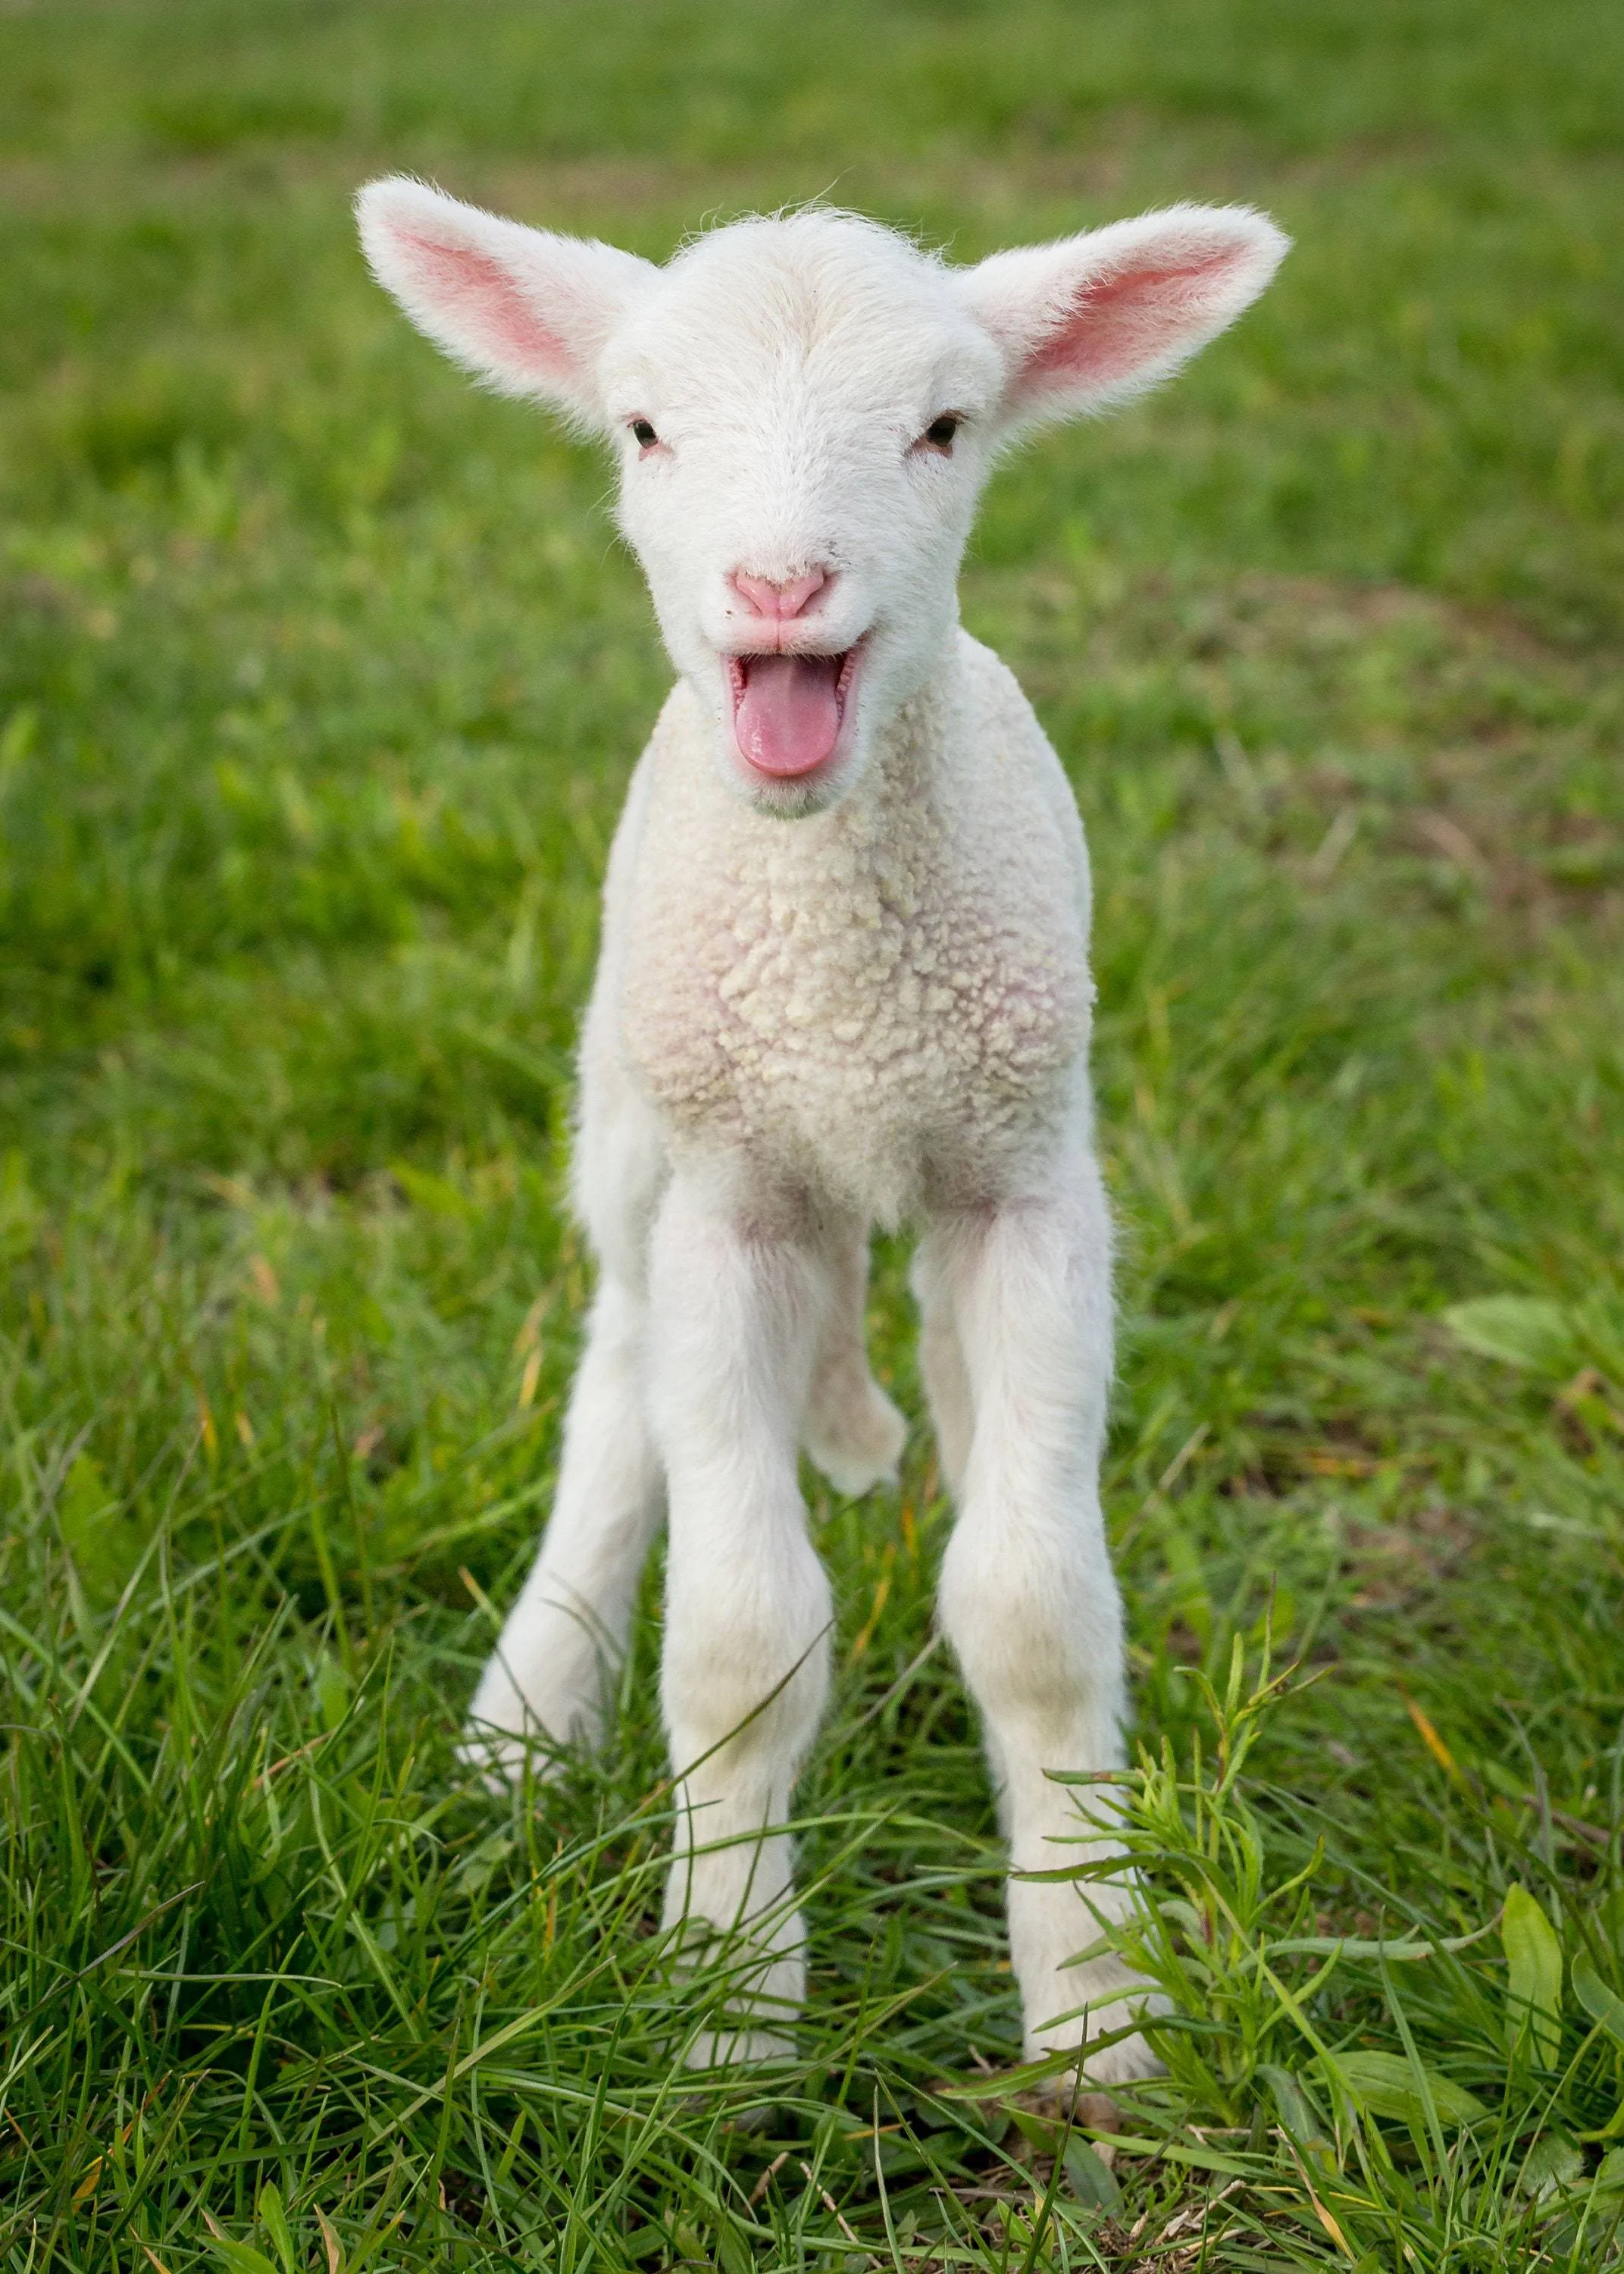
[847, 643, 968, 819]
[658, 632, 973, 894]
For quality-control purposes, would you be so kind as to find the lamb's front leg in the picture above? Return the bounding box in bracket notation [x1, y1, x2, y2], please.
[465, 1273, 663, 1774]
[927, 1154, 1158, 2081]
[648, 1176, 832, 2063]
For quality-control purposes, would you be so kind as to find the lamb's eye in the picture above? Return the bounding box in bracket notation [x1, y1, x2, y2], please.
[922, 414, 961, 453]
[631, 418, 659, 449]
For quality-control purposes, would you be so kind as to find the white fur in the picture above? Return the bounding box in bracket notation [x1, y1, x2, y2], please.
[358, 181, 1286, 2075]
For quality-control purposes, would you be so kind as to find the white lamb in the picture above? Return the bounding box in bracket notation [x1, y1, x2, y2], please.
[357, 179, 1286, 2080]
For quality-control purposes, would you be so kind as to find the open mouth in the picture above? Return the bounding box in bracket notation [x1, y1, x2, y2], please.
[727, 646, 862, 781]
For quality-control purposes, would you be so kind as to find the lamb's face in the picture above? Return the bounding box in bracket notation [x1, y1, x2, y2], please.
[357, 183, 1287, 818]
[602, 220, 1005, 815]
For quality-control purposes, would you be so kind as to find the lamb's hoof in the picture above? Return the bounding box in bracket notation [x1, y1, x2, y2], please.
[1018, 2082, 1122, 2130]
[952, 2073, 1125, 2169]
[457, 1719, 571, 1794]
[683, 2026, 797, 2071]
[805, 1385, 907, 1498]
[1025, 2017, 1164, 2090]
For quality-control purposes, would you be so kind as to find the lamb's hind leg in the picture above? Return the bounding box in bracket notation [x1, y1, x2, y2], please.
[926, 1150, 1159, 2081]
[911, 1238, 975, 1497]
[464, 1065, 666, 1778]
[802, 1228, 906, 1497]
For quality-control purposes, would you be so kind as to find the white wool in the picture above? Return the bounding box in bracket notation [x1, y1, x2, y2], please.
[616, 636, 1089, 1229]
[358, 182, 1287, 2075]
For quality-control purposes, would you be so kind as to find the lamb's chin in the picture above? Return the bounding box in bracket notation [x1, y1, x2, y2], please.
[722, 746, 861, 819]
[713, 711, 868, 817]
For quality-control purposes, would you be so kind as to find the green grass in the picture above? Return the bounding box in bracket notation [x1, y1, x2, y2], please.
[3, 0, 1624, 2264]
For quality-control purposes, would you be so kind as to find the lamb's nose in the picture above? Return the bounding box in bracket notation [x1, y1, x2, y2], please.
[730, 568, 831, 621]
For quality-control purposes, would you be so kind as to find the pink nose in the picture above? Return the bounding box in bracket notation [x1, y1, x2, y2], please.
[730, 568, 830, 621]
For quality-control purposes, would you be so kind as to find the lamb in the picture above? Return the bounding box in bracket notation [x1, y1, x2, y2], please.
[356, 178, 1287, 2079]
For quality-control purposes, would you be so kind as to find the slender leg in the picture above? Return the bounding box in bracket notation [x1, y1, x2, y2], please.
[465, 1010, 668, 1777]
[802, 1228, 906, 1496]
[911, 1238, 975, 1496]
[928, 1150, 1158, 2078]
[464, 1275, 663, 1771]
[648, 1175, 832, 2062]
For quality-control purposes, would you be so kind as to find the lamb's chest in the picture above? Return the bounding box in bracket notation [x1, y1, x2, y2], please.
[618, 804, 1088, 1179]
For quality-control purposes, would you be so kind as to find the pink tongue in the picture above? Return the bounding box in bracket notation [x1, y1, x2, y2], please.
[734, 653, 842, 778]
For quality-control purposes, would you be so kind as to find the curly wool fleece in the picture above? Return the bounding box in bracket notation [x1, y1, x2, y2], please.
[620, 634, 1090, 1227]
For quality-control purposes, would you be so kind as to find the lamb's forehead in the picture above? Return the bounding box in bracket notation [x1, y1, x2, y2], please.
[606, 211, 998, 411]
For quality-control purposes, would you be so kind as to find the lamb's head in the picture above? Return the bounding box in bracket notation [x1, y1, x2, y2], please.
[358, 184, 1286, 816]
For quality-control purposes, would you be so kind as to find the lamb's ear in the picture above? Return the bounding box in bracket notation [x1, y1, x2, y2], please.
[956, 204, 1288, 427]
[355, 177, 658, 427]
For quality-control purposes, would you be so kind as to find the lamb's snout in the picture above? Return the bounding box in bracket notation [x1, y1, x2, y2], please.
[729, 568, 833, 632]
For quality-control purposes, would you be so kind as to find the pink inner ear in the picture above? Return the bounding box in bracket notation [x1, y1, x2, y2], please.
[1025, 252, 1239, 396]
[399, 230, 572, 377]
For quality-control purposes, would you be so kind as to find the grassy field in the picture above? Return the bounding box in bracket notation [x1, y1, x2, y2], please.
[3, 0, 1624, 2266]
